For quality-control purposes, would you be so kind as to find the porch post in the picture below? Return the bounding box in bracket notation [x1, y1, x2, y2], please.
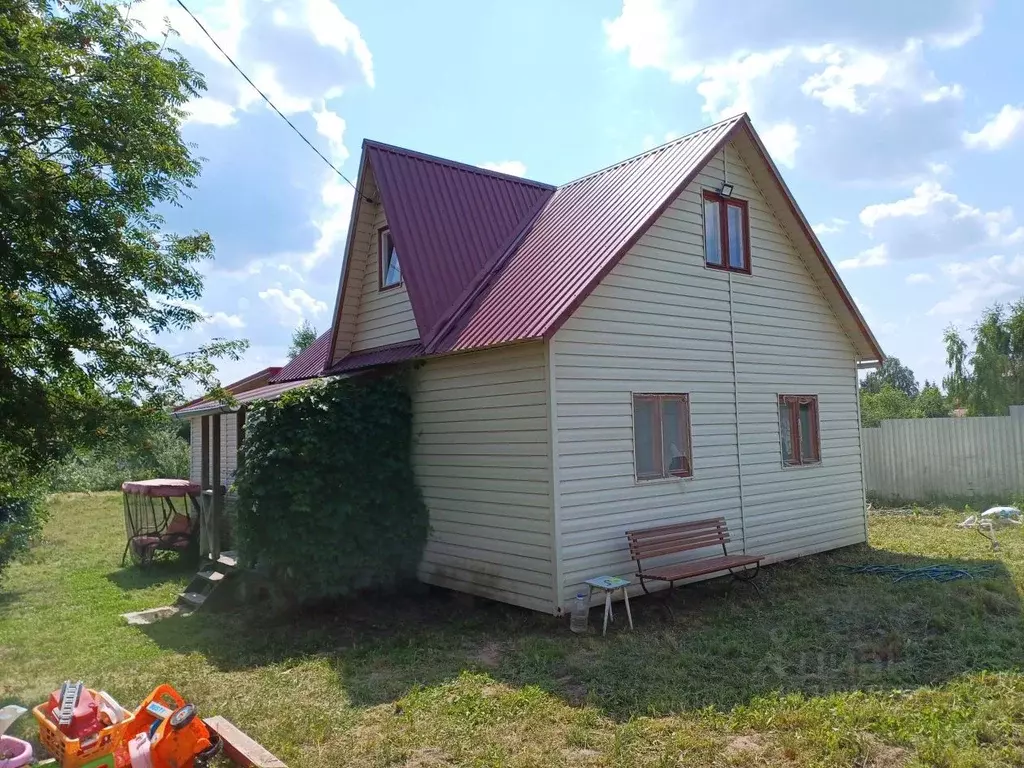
[200, 415, 210, 491]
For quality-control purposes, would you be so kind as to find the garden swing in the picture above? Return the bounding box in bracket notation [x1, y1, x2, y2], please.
[121, 479, 202, 566]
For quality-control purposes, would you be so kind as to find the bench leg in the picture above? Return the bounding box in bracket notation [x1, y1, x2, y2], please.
[639, 575, 651, 595]
[730, 563, 761, 595]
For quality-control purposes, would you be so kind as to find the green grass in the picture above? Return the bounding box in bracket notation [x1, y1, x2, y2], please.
[3, 494, 1024, 766]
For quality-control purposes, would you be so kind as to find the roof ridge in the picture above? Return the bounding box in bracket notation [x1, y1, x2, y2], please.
[559, 113, 748, 189]
[362, 139, 556, 191]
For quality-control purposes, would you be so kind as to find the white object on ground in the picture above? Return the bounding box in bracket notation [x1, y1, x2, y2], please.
[0, 706, 26, 738]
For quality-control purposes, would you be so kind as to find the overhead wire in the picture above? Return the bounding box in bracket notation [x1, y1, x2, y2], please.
[171, 0, 373, 203]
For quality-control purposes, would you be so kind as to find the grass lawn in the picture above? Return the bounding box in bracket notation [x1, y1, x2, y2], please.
[3, 494, 1024, 767]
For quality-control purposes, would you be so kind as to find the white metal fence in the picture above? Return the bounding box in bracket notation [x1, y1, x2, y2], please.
[862, 406, 1024, 502]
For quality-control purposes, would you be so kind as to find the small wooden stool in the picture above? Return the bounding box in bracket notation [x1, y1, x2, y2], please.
[585, 576, 633, 635]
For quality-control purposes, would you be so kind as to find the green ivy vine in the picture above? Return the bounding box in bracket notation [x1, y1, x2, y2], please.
[234, 371, 429, 602]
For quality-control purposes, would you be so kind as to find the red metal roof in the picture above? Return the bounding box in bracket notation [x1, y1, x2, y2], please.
[432, 116, 744, 352]
[326, 341, 423, 375]
[366, 141, 555, 339]
[174, 378, 318, 417]
[174, 365, 283, 413]
[269, 331, 331, 382]
[324, 112, 881, 372]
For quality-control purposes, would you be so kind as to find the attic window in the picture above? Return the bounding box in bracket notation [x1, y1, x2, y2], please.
[703, 191, 750, 273]
[379, 228, 401, 289]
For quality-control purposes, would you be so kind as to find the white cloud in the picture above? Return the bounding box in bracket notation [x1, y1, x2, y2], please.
[906, 272, 933, 284]
[480, 160, 528, 177]
[258, 287, 327, 326]
[312, 106, 349, 161]
[963, 105, 1024, 151]
[838, 243, 888, 270]
[183, 96, 237, 127]
[813, 217, 848, 236]
[207, 311, 246, 329]
[162, 299, 245, 330]
[928, 255, 1024, 316]
[604, 0, 981, 181]
[759, 122, 799, 167]
[132, 0, 373, 121]
[860, 181, 1022, 260]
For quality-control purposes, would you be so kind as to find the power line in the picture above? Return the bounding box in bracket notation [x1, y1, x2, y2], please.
[171, 0, 372, 203]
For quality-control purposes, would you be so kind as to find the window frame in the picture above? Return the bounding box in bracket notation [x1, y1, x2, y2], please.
[631, 393, 693, 482]
[378, 226, 402, 291]
[702, 190, 752, 274]
[778, 394, 821, 467]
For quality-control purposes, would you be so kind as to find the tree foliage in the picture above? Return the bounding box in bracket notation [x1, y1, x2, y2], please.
[916, 381, 948, 419]
[862, 356, 920, 398]
[234, 372, 429, 603]
[50, 413, 189, 492]
[287, 320, 318, 361]
[0, 0, 246, 493]
[860, 385, 918, 428]
[944, 301, 1024, 416]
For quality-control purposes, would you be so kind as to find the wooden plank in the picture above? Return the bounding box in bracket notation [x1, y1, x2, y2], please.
[205, 716, 287, 768]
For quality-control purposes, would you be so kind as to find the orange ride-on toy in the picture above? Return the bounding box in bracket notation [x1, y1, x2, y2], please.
[125, 685, 220, 768]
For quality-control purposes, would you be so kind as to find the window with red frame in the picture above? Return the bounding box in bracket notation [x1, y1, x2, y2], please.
[778, 395, 820, 466]
[632, 394, 692, 480]
[703, 190, 750, 272]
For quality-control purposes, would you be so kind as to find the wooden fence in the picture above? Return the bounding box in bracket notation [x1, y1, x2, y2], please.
[862, 406, 1024, 502]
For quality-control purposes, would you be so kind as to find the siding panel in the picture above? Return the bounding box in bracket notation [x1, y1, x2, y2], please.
[189, 417, 202, 485]
[413, 343, 555, 613]
[351, 203, 420, 352]
[551, 142, 865, 609]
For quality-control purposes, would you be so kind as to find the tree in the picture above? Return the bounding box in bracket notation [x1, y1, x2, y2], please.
[287, 321, 318, 361]
[944, 301, 1024, 415]
[916, 381, 948, 418]
[860, 385, 920, 428]
[862, 356, 920, 398]
[0, 2, 245, 494]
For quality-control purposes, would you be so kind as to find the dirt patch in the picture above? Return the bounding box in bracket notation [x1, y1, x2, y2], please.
[857, 733, 908, 767]
[561, 747, 602, 764]
[401, 747, 451, 767]
[469, 641, 503, 669]
[725, 734, 765, 757]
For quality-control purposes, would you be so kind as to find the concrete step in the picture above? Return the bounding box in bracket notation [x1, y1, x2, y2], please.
[197, 569, 225, 583]
[178, 591, 207, 608]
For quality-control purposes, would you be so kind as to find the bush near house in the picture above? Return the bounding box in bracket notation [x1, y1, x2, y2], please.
[234, 371, 429, 602]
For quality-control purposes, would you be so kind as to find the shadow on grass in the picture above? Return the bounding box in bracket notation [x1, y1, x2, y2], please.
[106, 557, 196, 591]
[140, 546, 1024, 720]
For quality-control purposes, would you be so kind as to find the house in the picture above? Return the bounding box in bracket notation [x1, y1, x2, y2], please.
[175, 113, 884, 615]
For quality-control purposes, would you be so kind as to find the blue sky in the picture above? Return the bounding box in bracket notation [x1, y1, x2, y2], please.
[136, 0, 1024, 390]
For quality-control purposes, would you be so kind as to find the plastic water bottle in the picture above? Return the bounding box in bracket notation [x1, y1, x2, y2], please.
[570, 592, 589, 634]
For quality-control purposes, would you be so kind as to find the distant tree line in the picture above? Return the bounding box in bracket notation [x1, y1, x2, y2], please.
[860, 300, 1024, 427]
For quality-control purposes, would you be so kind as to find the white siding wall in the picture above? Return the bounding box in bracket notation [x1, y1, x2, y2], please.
[350, 203, 420, 352]
[187, 413, 240, 492]
[412, 343, 556, 614]
[189, 417, 202, 485]
[551, 142, 864, 608]
[221, 414, 238, 491]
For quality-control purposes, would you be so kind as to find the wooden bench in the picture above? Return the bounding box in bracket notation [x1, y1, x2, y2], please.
[626, 517, 764, 596]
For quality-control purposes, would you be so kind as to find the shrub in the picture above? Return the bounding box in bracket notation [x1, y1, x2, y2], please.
[234, 371, 429, 602]
[50, 419, 189, 492]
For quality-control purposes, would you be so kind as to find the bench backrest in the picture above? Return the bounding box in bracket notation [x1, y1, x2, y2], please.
[626, 517, 729, 563]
